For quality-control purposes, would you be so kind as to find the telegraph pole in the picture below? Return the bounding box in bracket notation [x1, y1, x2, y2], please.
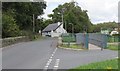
[62, 12, 64, 24]
[33, 14, 35, 33]
[65, 21, 67, 31]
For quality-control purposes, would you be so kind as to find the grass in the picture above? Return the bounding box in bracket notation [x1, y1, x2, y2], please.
[60, 44, 86, 49]
[69, 59, 118, 70]
[107, 44, 118, 50]
[62, 36, 76, 42]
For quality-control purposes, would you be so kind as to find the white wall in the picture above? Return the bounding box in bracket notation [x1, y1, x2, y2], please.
[56, 26, 67, 33]
[51, 32, 61, 37]
[42, 22, 67, 37]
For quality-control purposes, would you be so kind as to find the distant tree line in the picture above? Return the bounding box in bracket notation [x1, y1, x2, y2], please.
[91, 21, 118, 33]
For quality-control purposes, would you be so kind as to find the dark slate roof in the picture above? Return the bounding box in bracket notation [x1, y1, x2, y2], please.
[42, 23, 61, 32]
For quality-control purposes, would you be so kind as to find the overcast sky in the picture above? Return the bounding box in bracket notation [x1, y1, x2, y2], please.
[43, 0, 119, 24]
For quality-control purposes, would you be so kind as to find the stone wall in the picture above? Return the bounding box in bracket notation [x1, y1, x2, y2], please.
[1, 36, 29, 47]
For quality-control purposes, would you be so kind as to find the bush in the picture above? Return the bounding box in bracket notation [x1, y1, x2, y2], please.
[107, 35, 119, 42]
[2, 14, 20, 38]
[107, 44, 118, 50]
[27, 32, 41, 41]
[112, 34, 120, 36]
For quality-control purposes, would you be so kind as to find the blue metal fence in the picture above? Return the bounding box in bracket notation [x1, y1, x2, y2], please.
[62, 33, 76, 42]
[89, 33, 107, 48]
[76, 33, 88, 49]
[76, 33, 107, 49]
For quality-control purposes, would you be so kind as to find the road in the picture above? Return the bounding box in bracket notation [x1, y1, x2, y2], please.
[2, 37, 118, 70]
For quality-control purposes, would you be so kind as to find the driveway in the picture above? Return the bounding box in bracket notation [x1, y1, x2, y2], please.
[2, 37, 118, 70]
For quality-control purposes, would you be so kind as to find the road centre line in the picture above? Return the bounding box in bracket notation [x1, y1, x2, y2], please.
[54, 59, 60, 70]
[44, 48, 58, 70]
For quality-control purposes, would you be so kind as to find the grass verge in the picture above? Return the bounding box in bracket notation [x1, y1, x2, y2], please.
[60, 44, 86, 49]
[62, 36, 76, 42]
[107, 44, 118, 51]
[69, 59, 118, 70]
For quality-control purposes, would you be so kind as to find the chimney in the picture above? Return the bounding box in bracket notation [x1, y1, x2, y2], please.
[58, 22, 63, 28]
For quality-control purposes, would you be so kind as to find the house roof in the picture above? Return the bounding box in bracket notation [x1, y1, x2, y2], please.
[42, 23, 61, 32]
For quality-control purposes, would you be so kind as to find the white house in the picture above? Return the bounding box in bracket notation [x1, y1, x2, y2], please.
[110, 28, 119, 35]
[110, 30, 119, 35]
[42, 22, 67, 37]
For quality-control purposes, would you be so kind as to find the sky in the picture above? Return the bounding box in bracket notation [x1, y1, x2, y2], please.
[42, 0, 119, 24]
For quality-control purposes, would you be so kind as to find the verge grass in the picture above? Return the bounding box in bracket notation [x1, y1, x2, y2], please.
[60, 44, 86, 49]
[69, 59, 118, 70]
[107, 44, 118, 51]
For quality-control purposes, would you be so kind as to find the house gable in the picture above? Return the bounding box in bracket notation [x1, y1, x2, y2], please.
[42, 22, 67, 37]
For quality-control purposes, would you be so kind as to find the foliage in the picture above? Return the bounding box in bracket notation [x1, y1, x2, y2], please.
[2, 14, 20, 38]
[107, 44, 119, 50]
[2, 2, 46, 38]
[91, 21, 118, 33]
[107, 35, 119, 42]
[42, 19, 53, 30]
[48, 2, 92, 33]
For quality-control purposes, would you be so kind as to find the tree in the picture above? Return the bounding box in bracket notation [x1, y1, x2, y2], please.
[48, 2, 92, 33]
[2, 2, 47, 38]
[42, 19, 53, 29]
[2, 2, 46, 31]
[2, 14, 20, 38]
[91, 21, 118, 33]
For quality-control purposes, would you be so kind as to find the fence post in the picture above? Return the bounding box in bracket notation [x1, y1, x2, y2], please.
[101, 42, 103, 51]
[58, 37, 62, 46]
[85, 33, 89, 49]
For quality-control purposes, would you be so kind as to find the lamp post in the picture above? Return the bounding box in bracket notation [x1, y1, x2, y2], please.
[61, 8, 65, 24]
[61, 8, 67, 31]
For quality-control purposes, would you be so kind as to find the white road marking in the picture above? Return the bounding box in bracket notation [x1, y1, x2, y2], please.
[46, 59, 52, 66]
[45, 66, 48, 68]
[54, 59, 60, 70]
[44, 48, 58, 70]
[53, 48, 57, 54]
[51, 54, 54, 57]
[44, 59, 52, 69]
[50, 56, 53, 59]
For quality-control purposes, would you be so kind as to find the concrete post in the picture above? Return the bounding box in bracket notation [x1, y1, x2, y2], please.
[58, 37, 62, 47]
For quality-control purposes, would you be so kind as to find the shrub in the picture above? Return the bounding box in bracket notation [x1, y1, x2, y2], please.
[2, 14, 20, 38]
